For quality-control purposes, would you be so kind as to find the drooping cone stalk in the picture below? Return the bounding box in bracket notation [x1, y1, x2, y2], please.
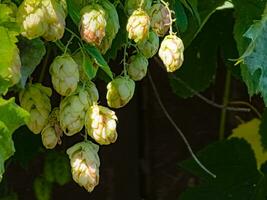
[49, 54, 79, 96]
[159, 34, 184, 72]
[41, 107, 62, 149]
[85, 105, 118, 145]
[149, 3, 171, 37]
[79, 4, 106, 46]
[67, 141, 100, 192]
[127, 53, 148, 81]
[19, 83, 52, 134]
[137, 31, 159, 58]
[126, 9, 150, 43]
[60, 82, 99, 136]
[106, 76, 135, 108]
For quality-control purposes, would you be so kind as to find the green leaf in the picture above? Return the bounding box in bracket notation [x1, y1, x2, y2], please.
[43, 151, 71, 186]
[180, 138, 266, 200]
[0, 98, 29, 181]
[181, 0, 225, 47]
[84, 44, 113, 79]
[17, 37, 46, 88]
[171, 0, 188, 33]
[0, 4, 14, 24]
[66, 0, 91, 25]
[230, 119, 267, 169]
[232, 0, 265, 98]
[260, 109, 267, 151]
[170, 10, 237, 98]
[34, 177, 52, 200]
[0, 26, 19, 94]
[236, 12, 267, 104]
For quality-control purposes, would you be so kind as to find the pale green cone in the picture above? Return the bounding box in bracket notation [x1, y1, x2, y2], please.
[159, 34, 184, 72]
[49, 54, 79, 96]
[41, 108, 62, 149]
[137, 31, 159, 58]
[42, 0, 67, 41]
[80, 4, 106, 46]
[19, 83, 52, 134]
[125, 0, 152, 15]
[67, 141, 100, 192]
[85, 105, 118, 145]
[17, 0, 48, 39]
[106, 76, 135, 108]
[98, 0, 120, 54]
[126, 9, 150, 43]
[149, 3, 171, 37]
[60, 83, 99, 136]
[127, 53, 148, 81]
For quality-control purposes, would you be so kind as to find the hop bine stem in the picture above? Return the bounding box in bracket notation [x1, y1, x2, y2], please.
[148, 70, 217, 178]
[160, 0, 174, 34]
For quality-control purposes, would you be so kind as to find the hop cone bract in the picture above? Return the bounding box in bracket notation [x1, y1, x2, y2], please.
[126, 9, 150, 43]
[106, 76, 135, 108]
[60, 83, 99, 136]
[19, 83, 52, 134]
[67, 141, 100, 192]
[85, 105, 117, 145]
[127, 53, 148, 81]
[137, 31, 159, 58]
[80, 4, 106, 46]
[49, 54, 79, 96]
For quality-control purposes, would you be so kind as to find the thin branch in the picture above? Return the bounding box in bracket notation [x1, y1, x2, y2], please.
[230, 101, 262, 118]
[148, 71, 216, 178]
[170, 74, 250, 112]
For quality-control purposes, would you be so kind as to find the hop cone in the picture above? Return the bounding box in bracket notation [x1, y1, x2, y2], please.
[17, 0, 67, 40]
[106, 76, 135, 108]
[42, 0, 67, 41]
[137, 31, 159, 58]
[80, 4, 106, 46]
[17, 0, 48, 39]
[49, 54, 79, 96]
[98, 0, 120, 54]
[159, 34, 184, 72]
[41, 108, 62, 149]
[60, 83, 99, 136]
[125, 0, 152, 15]
[127, 53, 148, 81]
[19, 83, 52, 134]
[85, 105, 117, 145]
[126, 9, 150, 43]
[67, 141, 100, 192]
[150, 3, 171, 37]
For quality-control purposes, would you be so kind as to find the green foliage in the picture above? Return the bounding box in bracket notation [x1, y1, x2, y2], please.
[17, 37, 46, 87]
[260, 109, 267, 151]
[0, 98, 29, 180]
[170, 0, 188, 33]
[180, 138, 267, 200]
[232, 0, 266, 100]
[34, 176, 52, 200]
[43, 151, 71, 186]
[170, 10, 236, 98]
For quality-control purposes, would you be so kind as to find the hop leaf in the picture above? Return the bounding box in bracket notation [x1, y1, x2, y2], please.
[85, 105, 118, 145]
[127, 53, 148, 81]
[125, 0, 152, 16]
[106, 76, 135, 108]
[60, 82, 99, 136]
[66, 141, 100, 192]
[137, 31, 159, 58]
[149, 3, 171, 37]
[126, 9, 150, 43]
[19, 83, 52, 134]
[159, 34, 184, 72]
[79, 4, 107, 46]
[49, 54, 79, 96]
